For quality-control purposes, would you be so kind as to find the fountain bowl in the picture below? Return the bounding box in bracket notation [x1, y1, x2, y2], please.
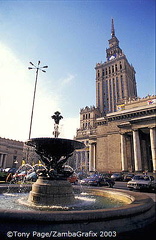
[26, 137, 85, 159]
[0, 186, 155, 239]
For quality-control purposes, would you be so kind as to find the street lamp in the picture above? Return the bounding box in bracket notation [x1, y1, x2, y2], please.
[28, 61, 48, 139]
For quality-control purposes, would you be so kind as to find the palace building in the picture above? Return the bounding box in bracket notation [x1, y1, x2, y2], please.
[75, 20, 156, 173]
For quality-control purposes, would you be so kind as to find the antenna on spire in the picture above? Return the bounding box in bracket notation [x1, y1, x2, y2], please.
[111, 18, 115, 37]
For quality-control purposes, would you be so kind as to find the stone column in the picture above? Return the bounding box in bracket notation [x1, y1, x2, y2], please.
[0, 154, 6, 168]
[89, 144, 92, 172]
[80, 151, 83, 170]
[85, 150, 89, 171]
[133, 129, 142, 172]
[150, 127, 156, 172]
[75, 151, 79, 171]
[141, 140, 148, 170]
[3, 154, 7, 168]
[0, 154, 3, 168]
[93, 143, 96, 171]
[89, 143, 96, 172]
[121, 134, 128, 171]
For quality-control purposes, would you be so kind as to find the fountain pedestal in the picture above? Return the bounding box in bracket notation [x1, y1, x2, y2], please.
[28, 177, 74, 205]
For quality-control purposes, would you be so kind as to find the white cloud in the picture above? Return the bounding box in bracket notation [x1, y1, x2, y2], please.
[60, 73, 75, 86]
[59, 117, 80, 139]
[0, 43, 31, 140]
[0, 42, 79, 141]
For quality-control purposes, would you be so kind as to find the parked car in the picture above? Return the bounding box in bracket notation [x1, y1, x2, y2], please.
[25, 165, 46, 182]
[149, 179, 156, 192]
[25, 169, 78, 184]
[80, 174, 100, 185]
[25, 171, 37, 182]
[12, 171, 26, 182]
[3, 168, 11, 172]
[127, 175, 155, 191]
[80, 176, 92, 185]
[8, 168, 17, 174]
[123, 173, 135, 182]
[80, 174, 115, 187]
[0, 171, 8, 181]
[111, 173, 124, 181]
[88, 175, 115, 187]
[77, 171, 89, 180]
[67, 172, 78, 184]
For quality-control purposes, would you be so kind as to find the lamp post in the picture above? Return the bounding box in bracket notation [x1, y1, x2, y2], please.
[28, 61, 48, 139]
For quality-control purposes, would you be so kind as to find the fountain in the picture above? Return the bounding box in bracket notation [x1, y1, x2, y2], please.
[25, 111, 85, 206]
[0, 112, 155, 239]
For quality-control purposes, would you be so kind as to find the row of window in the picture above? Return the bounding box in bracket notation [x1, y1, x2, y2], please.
[82, 122, 91, 129]
[97, 61, 123, 77]
[83, 113, 91, 120]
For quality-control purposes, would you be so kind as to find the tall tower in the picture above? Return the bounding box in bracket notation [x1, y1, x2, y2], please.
[95, 19, 137, 115]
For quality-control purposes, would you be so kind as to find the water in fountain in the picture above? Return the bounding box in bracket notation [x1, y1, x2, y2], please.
[5, 163, 34, 195]
[0, 190, 126, 212]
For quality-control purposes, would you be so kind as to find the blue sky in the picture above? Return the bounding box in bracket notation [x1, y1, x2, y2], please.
[0, 0, 155, 141]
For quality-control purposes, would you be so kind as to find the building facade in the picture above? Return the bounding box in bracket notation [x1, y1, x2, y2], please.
[76, 106, 101, 171]
[0, 137, 24, 169]
[76, 20, 156, 173]
[76, 97, 156, 173]
[0, 137, 40, 169]
[95, 97, 156, 173]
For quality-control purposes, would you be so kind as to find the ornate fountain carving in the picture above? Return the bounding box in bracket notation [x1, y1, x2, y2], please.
[51, 111, 63, 138]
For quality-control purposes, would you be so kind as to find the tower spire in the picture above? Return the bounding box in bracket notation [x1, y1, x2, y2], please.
[111, 18, 115, 37]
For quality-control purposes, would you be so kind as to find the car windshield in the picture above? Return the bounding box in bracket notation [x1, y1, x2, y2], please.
[89, 174, 98, 179]
[18, 171, 25, 175]
[28, 172, 36, 176]
[133, 175, 149, 181]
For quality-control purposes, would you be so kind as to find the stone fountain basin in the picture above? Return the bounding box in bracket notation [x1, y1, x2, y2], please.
[0, 187, 155, 239]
